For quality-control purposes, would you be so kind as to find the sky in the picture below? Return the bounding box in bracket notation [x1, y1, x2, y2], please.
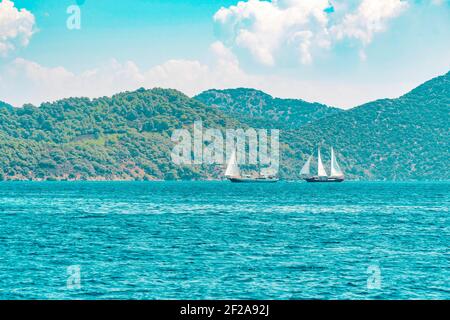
[0, 0, 449, 108]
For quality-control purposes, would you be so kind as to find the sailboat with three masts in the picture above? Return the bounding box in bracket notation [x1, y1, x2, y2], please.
[301, 147, 345, 183]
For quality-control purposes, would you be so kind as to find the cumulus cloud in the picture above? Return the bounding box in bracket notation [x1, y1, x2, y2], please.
[0, 0, 35, 55]
[213, 0, 410, 65]
[331, 0, 408, 45]
[0, 0, 442, 109]
[0, 45, 420, 109]
[3, 58, 141, 104]
[214, 0, 331, 65]
[0, 42, 259, 106]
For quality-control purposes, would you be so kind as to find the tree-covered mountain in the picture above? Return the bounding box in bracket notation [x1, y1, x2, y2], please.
[283, 71, 450, 180]
[196, 73, 449, 181]
[0, 88, 240, 181]
[0, 72, 448, 181]
[195, 88, 341, 129]
[0, 101, 13, 110]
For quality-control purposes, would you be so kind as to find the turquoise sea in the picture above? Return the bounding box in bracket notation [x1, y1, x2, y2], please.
[0, 181, 448, 300]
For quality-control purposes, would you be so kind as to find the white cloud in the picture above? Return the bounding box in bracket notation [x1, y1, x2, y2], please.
[0, 0, 443, 109]
[0, 0, 35, 55]
[214, 0, 410, 65]
[214, 0, 331, 65]
[0, 44, 424, 109]
[138, 41, 257, 96]
[331, 0, 408, 45]
[2, 58, 143, 105]
[0, 0, 444, 110]
[0, 42, 259, 106]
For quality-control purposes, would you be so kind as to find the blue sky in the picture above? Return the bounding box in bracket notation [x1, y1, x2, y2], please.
[0, 0, 449, 108]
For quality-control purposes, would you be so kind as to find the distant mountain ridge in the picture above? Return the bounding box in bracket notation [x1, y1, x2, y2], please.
[0, 72, 448, 181]
[194, 88, 341, 129]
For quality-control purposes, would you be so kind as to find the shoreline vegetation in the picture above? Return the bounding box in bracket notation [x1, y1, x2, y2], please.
[0, 72, 448, 182]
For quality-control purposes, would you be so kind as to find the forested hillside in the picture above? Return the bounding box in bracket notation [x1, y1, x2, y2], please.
[0, 101, 13, 110]
[0, 72, 448, 181]
[0, 89, 239, 181]
[195, 88, 340, 129]
[283, 71, 450, 180]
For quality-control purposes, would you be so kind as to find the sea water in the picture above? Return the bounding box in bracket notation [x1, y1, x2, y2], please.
[0, 181, 448, 299]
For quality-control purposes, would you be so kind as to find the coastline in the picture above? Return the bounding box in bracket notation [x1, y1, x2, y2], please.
[1, 179, 449, 183]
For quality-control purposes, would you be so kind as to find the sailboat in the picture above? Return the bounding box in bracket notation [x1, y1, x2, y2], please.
[225, 150, 279, 183]
[301, 147, 345, 183]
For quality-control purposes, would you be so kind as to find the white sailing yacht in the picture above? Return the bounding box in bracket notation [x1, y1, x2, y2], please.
[301, 147, 345, 183]
[225, 150, 279, 183]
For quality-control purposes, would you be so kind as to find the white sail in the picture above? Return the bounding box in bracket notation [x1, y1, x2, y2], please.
[330, 147, 344, 178]
[300, 155, 313, 176]
[317, 148, 328, 177]
[225, 149, 240, 177]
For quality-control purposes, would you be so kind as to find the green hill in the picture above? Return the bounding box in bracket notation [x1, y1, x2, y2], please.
[283, 71, 450, 180]
[0, 72, 448, 181]
[194, 88, 341, 129]
[0, 101, 13, 110]
[0, 88, 239, 181]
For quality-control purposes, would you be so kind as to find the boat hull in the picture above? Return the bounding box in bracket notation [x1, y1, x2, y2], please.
[305, 177, 344, 183]
[228, 177, 279, 183]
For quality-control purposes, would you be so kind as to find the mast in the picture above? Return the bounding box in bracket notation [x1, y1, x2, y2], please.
[317, 148, 328, 177]
[300, 155, 313, 176]
[225, 149, 240, 178]
[330, 147, 344, 178]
